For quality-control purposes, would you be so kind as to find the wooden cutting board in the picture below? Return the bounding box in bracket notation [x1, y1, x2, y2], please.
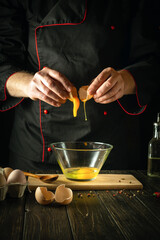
[28, 174, 143, 190]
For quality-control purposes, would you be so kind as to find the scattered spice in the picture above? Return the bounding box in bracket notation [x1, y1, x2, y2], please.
[153, 192, 160, 198]
[77, 193, 81, 198]
[77, 193, 83, 198]
[77, 189, 145, 200]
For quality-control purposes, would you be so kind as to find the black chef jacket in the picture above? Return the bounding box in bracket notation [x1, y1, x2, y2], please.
[0, 0, 159, 171]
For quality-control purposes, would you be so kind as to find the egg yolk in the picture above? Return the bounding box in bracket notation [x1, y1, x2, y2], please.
[79, 86, 93, 121]
[68, 86, 92, 119]
[68, 87, 80, 117]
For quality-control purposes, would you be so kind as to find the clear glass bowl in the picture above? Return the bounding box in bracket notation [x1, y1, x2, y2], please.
[50, 142, 113, 181]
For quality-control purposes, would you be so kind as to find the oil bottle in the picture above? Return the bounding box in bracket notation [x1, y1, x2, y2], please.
[147, 113, 160, 177]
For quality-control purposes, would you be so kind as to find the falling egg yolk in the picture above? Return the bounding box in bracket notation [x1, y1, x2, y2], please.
[79, 86, 93, 121]
[68, 86, 80, 117]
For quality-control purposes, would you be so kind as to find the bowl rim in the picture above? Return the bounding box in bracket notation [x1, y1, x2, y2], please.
[50, 141, 113, 152]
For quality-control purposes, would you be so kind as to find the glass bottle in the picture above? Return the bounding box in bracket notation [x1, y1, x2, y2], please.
[147, 113, 160, 177]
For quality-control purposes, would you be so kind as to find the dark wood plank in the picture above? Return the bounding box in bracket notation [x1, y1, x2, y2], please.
[98, 188, 160, 240]
[23, 191, 73, 240]
[67, 191, 125, 240]
[129, 170, 160, 220]
[0, 195, 26, 240]
[104, 170, 160, 221]
[131, 170, 160, 191]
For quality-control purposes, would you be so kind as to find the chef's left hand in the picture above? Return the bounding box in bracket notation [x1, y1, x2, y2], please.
[87, 67, 136, 104]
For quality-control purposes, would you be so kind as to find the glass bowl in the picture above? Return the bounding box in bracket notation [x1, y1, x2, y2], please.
[50, 142, 113, 181]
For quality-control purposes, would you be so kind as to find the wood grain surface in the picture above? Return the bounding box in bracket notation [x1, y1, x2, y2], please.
[28, 174, 143, 190]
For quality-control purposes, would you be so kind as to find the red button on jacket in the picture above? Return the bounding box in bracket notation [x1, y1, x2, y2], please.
[44, 109, 48, 114]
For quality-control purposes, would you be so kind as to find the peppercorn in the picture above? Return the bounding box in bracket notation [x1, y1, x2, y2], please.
[153, 192, 160, 198]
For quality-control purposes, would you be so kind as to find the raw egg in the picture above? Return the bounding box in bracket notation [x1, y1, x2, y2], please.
[79, 85, 93, 121]
[3, 167, 13, 180]
[0, 173, 8, 201]
[55, 184, 73, 205]
[7, 169, 26, 184]
[68, 86, 80, 117]
[35, 187, 55, 205]
[0, 173, 7, 186]
[0, 167, 3, 174]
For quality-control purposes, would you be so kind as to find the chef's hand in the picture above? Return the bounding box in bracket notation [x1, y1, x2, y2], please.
[87, 67, 136, 104]
[27, 67, 73, 107]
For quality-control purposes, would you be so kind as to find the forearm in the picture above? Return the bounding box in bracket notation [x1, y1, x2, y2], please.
[6, 71, 34, 98]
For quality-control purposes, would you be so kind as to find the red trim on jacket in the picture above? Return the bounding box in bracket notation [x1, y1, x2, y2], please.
[0, 98, 24, 112]
[0, 72, 17, 101]
[117, 69, 147, 115]
[35, 0, 87, 71]
[35, 0, 87, 162]
[117, 99, 147, 115]
[39, 100, 45, 162]
[0, 72, 24, 111]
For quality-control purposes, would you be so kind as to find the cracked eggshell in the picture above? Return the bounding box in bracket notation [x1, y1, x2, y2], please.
[3, 167, 13, 180]
[35, 187, 55, 205]
[55, 184, 73, 205]
[7, 169, 26, 184]
[79, 85, 93, 102]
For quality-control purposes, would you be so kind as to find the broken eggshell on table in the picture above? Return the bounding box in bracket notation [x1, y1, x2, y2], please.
[0, 168, 27, 200]
[35, 184, 73, 206]
[1, 167, 73, 205]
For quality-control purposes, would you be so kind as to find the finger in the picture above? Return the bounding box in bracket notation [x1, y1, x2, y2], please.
[94, 81, 121, 102]
[44, 67, 73, 92]
[95, 89, 123, 104]
[35, 88, 62, 107]
[88, 67, 115, 95]
[36, 79, 66, 104]
[35, 71, 69, 100]
[94, 75, 118, 98]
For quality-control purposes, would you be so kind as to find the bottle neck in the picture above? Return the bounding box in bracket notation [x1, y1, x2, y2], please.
[153, 124, 160, 139]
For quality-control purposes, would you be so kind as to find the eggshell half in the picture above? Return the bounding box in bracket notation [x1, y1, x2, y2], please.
[55, 184, 73, 205]
[35, 187, 55, 205]
[3, 167, 13, 180]
[79, 85, 93, 102]
[0, 173, 7, 186]
[7, 169, 26, 184]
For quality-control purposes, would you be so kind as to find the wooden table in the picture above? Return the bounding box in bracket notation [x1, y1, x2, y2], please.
[0, 170, 160, 240]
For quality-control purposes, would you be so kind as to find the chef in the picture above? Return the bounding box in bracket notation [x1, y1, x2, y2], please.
[0, 0, 159, 170]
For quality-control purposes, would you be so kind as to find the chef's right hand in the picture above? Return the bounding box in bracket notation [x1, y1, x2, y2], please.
[28, 67, 73, 107]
